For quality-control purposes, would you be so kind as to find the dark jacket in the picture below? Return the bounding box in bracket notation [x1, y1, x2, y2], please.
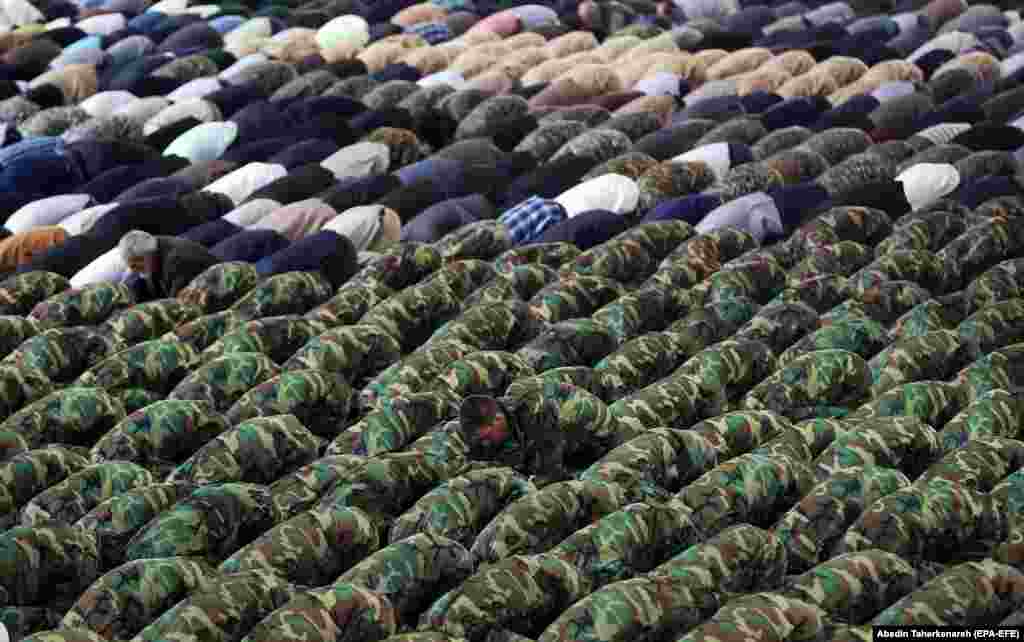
[133, 235, 222, 299]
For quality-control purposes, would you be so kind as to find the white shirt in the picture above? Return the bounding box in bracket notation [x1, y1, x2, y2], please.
[70, 247, 129, 289]
[324, 205, 382, 251]
[5, 194, 93, 234]
[59, 203, 119, 236]
[555, 174, 640, 217]
[76, 12, 127, 35]
[218, 53, 269, 83]
[320, 142, 390, 180]
[222, 198, 282, 226]
[163, 121, 239, 163]
[896, 163, 961, 211]
[167, 77, 224, 102]
[80, 91, 138, 118]
[203, 163, 287, 205]
[695, 192, 784, 243]
[672, 143, 732, 183]
[418, 70, 467, 89]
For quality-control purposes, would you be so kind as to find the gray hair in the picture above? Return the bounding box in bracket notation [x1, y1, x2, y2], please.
[119, 230, 158, 263]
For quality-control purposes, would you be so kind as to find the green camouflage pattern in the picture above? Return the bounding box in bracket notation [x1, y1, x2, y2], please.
[0, 524, 101, 610]
[787, 241, 874, 282]
[0, 428, 28, 460]
[20, 461, 154, 526]
[528, 275, 625, 324]
[28, 282, 135, 329]
[269, 454, 369, 521]
[3, 327, 123, 383]
[955, 343, 1024, 402]
[613, 221, 694, 261]
[132, 569, 302, 642]
[678, 451, 816, 537]
[654, 524, 787, 595]
[0, 271, 70, 316]
[579, 428, 719, 496]
[470, 480, 631, 565]
[351, 243, 442, 292]
[937, 217, 1024, 292]
[428, 301, 546, 352]
[434, 220, 513, 262]
[74, 481, 196, 569]
[168, 414, 323, 485]
[812, 416, 942, 482]
[0, 315, 41, 359]
[608, 374, 707, 434]
[424, 259, 498, 301]
[220, 505, 381, 585]
[100, 299, 203, 347]
[743, 349, 873, 421]
[773, 466, 912, 572]
[337, 532, 474, 621]
[676, 591, 828, 642]
[433, 351, 535, 400]
[594, 332, 693, 401]
[61, 556, 220, 640]
[494, 243, 580, 273]
[916, 436, 1024, 491]
[838, 478, 1006, 563]
[773, 274, 853, 313]
[0, 607, 63, 642]
[419, 553, 587, 642]
[782, 548, 920, 624]
[231, 270, 335, 320]
[124, 482, 274, 565]
[535, 572, 719, 642]
[0, 445, 89, 528]
[675, 338, 778, 404]
[362, 340, 478, 409]
[777, 317, 889, 368]
[732, 301, 821, 355]
[329, 392, 455, 457]
[559, 240, 656, 285]
[550, 498, 700, 589]
[889, 293, 972, 341]
[224, 369, 353, 437]
[462, 265, 559, 309]
[705, 254, 788, 304]
[839, 280, 934, 326]
[305, 279, 395, 328]
[0, 387, 125, 450]
[90, 399, 230, 476]
[871, 559, 1024, 626]
[168, 351, 281, 411]
[315, 451, 463, 521]
[20, 628, 121, 642]
[165, 310, 245, 353]
[505, 367, 609, 402]
[938, 389, 1024, 453]
[360, 279, 462, 352]
[868, 330, 968, 396]
[177, 262, 260, 314]
[283, 324, 402, 385]
[390, 467, 536, 547]
[590, 285, 674, 346]
[76, 338, 199, 396]
[847, 380, 969, 427]
[957, 297, 1024, 360]
[202, 315, 328, 365]
[240, 581, 398, 642]
[965, 258, 1024, 312]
